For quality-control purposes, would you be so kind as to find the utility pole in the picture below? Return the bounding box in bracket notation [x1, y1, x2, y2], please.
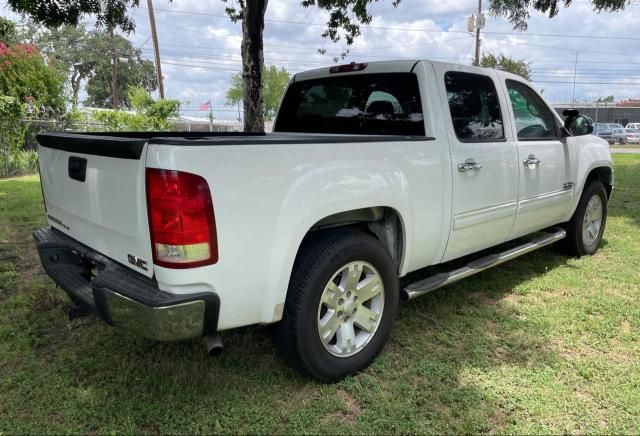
[473, 0, 482, 66]
[571, 51, 578, 107]
[110, 27, 119, 109]
[147, 0, 165, 99]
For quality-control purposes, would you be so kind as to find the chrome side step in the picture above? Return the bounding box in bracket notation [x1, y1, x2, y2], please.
[401, 228, 566, 301]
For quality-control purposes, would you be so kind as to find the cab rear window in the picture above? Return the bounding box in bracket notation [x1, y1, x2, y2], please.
[274, 73, 425, 136]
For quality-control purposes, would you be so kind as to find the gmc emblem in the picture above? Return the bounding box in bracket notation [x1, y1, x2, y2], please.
[127, 254, 148, 271]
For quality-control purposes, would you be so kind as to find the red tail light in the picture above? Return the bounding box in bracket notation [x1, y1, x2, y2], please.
[146, 168, 218, 268]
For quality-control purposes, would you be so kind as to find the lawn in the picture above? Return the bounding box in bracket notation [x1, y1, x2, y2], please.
[1, 155, 639, 434]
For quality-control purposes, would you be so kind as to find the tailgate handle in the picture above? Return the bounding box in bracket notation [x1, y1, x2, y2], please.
[68, 156, 87, 182]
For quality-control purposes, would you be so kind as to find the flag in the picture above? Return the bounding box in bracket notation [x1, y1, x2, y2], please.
[199, 100, 212, 111]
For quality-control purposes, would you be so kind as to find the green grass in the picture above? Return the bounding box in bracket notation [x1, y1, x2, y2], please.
[1, 156, 639, 434]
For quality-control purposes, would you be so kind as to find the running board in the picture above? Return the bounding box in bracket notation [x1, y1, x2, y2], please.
[401, 228, 566, 301]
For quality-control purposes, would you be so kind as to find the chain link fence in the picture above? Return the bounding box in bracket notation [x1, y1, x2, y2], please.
[1, 117, 242, 178]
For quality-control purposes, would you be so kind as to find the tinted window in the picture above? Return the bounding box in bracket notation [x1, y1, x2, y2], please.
[274, 73, 425, 136]
[444, 72, 504, 142]
[506, 80, 558, 140]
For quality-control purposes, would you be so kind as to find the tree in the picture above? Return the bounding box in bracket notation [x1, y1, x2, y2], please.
[21, 24, 94, 107]
[8, 0, 401, 132]
[480, 53, 531, 80]
[0, 16, 19, 44]
[490, 0, 627, 30]
[226, 65, 290, 121]
[596, 95, 615, 104]
[83, 31, 157, 109]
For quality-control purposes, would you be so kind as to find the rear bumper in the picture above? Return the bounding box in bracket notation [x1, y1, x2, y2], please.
[33, 227, 219, 341]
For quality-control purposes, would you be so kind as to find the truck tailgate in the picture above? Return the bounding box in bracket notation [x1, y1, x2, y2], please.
[37, 134, 153, 278]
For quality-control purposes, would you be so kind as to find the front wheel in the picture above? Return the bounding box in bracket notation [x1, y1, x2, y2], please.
[272, 230, 399, 382]
[563, 180, 608, 256]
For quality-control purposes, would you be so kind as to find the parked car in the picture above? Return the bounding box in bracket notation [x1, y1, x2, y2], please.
[33, 60, 613, 382]
[607, 123, 625, 130]
[626, 122, 640, 129]
[612, 128, 628, 144]
[594, 123, 615, 144]
[625, 128, 640, 144]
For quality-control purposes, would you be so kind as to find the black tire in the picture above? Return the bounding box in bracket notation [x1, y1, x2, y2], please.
[618, 137, 625, 145]
[272, 229, 399, 382]
[562, 180, 608, 256]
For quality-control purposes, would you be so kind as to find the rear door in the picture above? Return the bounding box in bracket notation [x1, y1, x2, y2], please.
[37, 134, 154, 277]
[502, 79, 574, 239]
[434, 66, 519, 262]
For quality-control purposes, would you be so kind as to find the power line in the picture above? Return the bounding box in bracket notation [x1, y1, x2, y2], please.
[143, 5, 640, 43]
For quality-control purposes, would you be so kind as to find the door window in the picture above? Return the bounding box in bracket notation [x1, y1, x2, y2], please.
[506, 80, 558, 140]
[444, 72, 505, 142]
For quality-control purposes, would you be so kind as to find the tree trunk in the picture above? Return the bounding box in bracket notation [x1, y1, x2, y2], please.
[71, 70, 81, 108]
[241, 0, 268, 132]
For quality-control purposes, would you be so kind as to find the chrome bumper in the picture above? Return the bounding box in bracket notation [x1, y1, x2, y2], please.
[104, 291, 206, 341]
[33, 227, 219, 341]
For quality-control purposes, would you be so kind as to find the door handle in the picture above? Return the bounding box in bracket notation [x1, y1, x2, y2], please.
[523, 155, 541, 168]
[457, 159, 483, 172]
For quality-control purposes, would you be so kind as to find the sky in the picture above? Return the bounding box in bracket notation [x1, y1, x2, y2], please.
[3, 0, 640, 120]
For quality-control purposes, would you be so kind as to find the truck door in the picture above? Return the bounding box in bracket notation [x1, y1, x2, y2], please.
[435, 68, 519, 262]
[502, 79, 574, 239]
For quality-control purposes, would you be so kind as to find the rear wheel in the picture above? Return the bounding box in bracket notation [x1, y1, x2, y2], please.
[272, 230, 399, 382]
[563, 180, 608, 256]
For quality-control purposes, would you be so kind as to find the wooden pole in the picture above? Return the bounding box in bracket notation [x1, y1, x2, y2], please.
[146, 0, 165, 99]
[110, 27, 119, 109]
[473, 0, 482, 66]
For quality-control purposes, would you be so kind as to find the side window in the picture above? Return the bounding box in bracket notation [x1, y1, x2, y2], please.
[506, 80, 558, 140]
[444, 71, 504, 142]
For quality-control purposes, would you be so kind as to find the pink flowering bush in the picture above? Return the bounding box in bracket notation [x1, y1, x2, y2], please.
[0, 41, 64, 116]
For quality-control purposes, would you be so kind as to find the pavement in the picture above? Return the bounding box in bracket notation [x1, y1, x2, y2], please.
[610, 147, 640, 154]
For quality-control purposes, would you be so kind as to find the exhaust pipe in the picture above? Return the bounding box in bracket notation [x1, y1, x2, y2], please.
[204, 333, 223, 357]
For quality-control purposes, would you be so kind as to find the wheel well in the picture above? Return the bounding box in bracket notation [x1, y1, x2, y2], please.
[586, 166, 613, 199]
[306, 207, 404, 272]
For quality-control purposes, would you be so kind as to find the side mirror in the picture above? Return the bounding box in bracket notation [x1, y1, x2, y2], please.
[565, 114, 594, 136]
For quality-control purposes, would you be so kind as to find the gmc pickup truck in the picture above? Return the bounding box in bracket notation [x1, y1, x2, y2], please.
[34, 60, 613, 382]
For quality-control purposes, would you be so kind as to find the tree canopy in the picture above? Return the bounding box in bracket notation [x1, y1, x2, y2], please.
[489, 0, 628, 30]
[480, 53, 531, 80]
[226, 65, 290, 121]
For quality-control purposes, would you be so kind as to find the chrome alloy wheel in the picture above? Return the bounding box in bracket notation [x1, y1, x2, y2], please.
[582, 194, 604, 247]
[317, 261, 385, 358]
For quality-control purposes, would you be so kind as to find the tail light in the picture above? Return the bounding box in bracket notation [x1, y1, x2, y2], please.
[329, 62, 368, 74]
[146, 168, 218, 268]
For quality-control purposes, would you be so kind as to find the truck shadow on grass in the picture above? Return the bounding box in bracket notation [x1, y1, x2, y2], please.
[10, 245, 578, 433]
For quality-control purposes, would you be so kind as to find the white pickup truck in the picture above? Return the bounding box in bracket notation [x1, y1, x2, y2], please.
[34, 60, 612, 382]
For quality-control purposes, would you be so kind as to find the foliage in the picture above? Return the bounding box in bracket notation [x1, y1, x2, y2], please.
[21, 24, 95, 107]
[490, 0, 627, 30]
[6, 0, 139, 33]
[0, 16, 19, 44]
[480, 53, 531, 80]
[92, 87, 179, 131]
[0, 42, 65, 117]
[597, 95, 615, 104]
[226, 65, 291, 120]
[0, 95, 27, 177]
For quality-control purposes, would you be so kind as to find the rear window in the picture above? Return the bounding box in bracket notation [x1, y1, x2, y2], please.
[274, 73, 425, 136]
